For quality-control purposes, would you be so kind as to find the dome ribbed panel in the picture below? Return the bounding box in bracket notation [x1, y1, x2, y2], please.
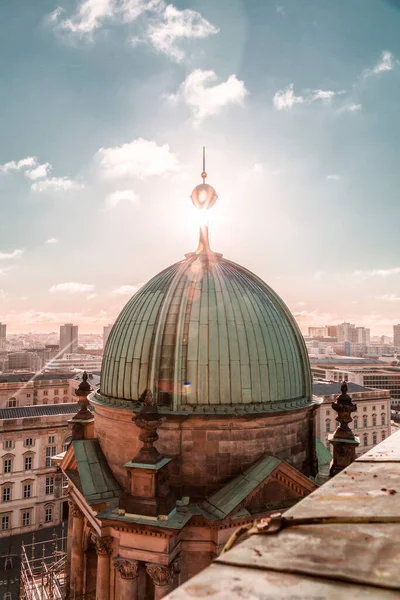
[101, 255, 311, 406]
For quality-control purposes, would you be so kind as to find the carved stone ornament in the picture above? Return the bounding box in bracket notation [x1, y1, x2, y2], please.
[69, 502, 82, 519]
[95, 536, 113, 556]
[146, 563, 175, 587]
[113, 557, 140, 580]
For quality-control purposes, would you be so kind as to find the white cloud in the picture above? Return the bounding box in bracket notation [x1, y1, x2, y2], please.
[54, 0, 116, 35]
[0, 249, 24, 260]
[340, 103, 362, 113]
[0, 156, 37, 173]
[121, 0, 164, 22]
[354, 267, 400, 279]
[376, 293, 400, 302]
[104, 190, 139, 210]
[372, 50, 394, 75]
[25, 162, 52, 180]
[112, 283, 144, 295]
[49, 282, 95, 294]
[326, 174, 341, 181]
[87, 293, 98, 300]
[0, 267, 13, 277]
[97, 138, 179, 179]
[169, 69, 247, 124]
[31, 177, 83, 192]
[273, 84, 304, 111]
[147, 4, 219, 61]
[45, 238, 58, 244]
[0, 290, 7, 300]
[313, 271, 324, 281]
[310, 89, 337, 102]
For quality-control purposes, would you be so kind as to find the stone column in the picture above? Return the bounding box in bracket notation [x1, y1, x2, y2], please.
[70, 503, 84, 600]
[113, 557, 140, 600]
[95, 536, 113, 600]
[146, 560, 180, 600]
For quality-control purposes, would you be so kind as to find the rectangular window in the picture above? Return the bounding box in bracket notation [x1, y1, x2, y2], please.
[7, 399, 17, 408]
[43, 391, 48, 396]
[2, 487, 11, 502]
[45, 477, 54, 495]
[22, 512, 30, 527]
[24, 457, 32, 471]
[4, 441, 12, 450]
[46, 446, 57, 468]
[4, 460, 12, 474]
[23, 484, 31, 499]
[24, 438, 33, 447]
[45, 508, 52, 523]
[26, 393, 31, 398]
[2, 516, 9, 530]
[63, 389, 69, 394]
[48, 436, 55, 444]
[54, 390, 59, 395]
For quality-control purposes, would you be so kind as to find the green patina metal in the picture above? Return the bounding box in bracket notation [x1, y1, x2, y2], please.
[101, 254, 312, 408]
[70, 439, 121, 505]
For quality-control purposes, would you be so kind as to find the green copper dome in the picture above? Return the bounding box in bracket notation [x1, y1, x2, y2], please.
[101, 253, 312, 410]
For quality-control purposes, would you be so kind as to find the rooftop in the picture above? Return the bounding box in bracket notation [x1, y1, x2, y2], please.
[312, 381, 370, 396]
[0, 373, 73, 383]
[167, 430, 400, 599]
[0, 402, 81, 420]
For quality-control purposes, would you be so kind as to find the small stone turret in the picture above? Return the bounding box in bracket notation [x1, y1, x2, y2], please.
[329, 381, 360, 476]
[69, 371, 94, 440]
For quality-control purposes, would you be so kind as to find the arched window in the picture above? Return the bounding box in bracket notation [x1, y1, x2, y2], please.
[63, 397, 69, 403]
[326, 419, 331, 433]
[372, 432, 377, 445]
[7, 398, 17, 408]
[63, 436, 72, 452]
[363, 433, 368, 447]
[363, 415, 368, 428]
[372, 414, 377, 427]
[54, 397, 59, 404]
[353, 417, 358, 429]
[381, 413, 385, 425]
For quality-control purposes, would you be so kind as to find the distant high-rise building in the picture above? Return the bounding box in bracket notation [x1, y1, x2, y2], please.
[337, 322, 355, 343]
[327, 325, 338, 338]
[394, 324, 400, 349]
[59, 324, 78, 356]
[103, 324, 114, 350]
[354, 327, 370, 346]
[0, 323, 6, 350]
[308, 326, 327, 338]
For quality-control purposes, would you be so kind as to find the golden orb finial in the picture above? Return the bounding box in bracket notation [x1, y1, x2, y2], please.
[190, 147, 218, 211]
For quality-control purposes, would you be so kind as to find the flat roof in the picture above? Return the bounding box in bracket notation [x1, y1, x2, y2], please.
[0, 403, 81, 420]
[312, 381, 371, 396]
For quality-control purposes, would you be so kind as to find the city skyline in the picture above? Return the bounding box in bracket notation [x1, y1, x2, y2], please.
[1, 1, 400, 334]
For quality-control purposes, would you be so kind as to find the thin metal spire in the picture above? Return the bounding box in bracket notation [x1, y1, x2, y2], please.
[201, 146, 207, 183]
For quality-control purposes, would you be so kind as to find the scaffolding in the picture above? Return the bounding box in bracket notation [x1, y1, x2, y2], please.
[20, 530, 67, 600]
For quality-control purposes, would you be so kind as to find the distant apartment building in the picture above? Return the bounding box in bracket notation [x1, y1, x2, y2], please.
[314, 381, 391, 456]
[394, 324, 400, 349]
[103, 323, 114, 350]
[44, 354, 102, 372]
[59, 324, 78, 355]
[311, 358, 400, 406]
[308, 327, 327, 338]
[0, 403, 77, 537]
[336, 322, 370, 346]
[0, 323, 6, 351]
[0, 373, 74, 409]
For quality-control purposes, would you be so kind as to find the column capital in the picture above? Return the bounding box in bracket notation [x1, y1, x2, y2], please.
[113, 556, 140, 580]
[146, 562, 178, 587]
[94, 536, 113, 556]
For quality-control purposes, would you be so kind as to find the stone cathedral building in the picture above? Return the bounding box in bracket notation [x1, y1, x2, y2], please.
[61, 163, 318, 600]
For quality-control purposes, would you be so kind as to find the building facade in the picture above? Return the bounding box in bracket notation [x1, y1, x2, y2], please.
[103, 324, 113, 350]
[44, 354, 102, 372]
[314, 381, 391, 455]
[0, 404, 77, 537]
[394, 324, 400, 349]
[0, 323, 6, 351]
[0, 373, 74, 409]
[60, 324, 78, 355]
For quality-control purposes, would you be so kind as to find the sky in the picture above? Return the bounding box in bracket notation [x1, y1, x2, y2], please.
[1, 0, 400, 335]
